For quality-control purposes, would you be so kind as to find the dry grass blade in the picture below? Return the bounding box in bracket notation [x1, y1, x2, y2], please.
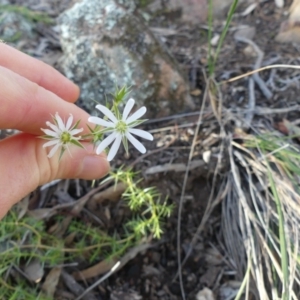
[222, 132, 300, 299]
[223, 64, 300, 84]
[172, 74, 233, 300]
[175, 71, 209, 300]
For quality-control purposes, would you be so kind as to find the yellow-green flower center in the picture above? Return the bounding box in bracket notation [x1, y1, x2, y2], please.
[61, 132, 72, 144]
[115, 120, 128, 134]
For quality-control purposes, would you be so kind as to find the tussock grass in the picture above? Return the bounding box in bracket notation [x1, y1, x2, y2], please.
[196, 0, 300, 298]
[222, 133, 300, 299]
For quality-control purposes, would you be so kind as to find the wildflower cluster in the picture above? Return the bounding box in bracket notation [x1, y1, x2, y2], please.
[41, 113, 83, 159]
[40, 87, 153, 161]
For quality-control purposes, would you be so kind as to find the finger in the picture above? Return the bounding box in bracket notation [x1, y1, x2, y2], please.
[0, 43, 79, 102]
[0, 66, 88, 135]
[0, 133, 110, 219]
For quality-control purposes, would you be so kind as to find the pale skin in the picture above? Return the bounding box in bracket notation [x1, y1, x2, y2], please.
[0, 43, 110, 219]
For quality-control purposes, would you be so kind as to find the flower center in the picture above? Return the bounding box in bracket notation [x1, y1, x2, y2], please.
[61, 132, 72, 144]
[115, 120, 128, 134]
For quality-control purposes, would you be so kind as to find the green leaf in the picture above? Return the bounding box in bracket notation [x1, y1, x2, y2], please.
[70, 139, 85, 149]
[71, 119, 82, 130]
[39, 135, 54, 140]
[112, 85, 132, 104]
[128, 119, 148, 127]
[58, 147, 66, 162]
[122, 137, 129, 155]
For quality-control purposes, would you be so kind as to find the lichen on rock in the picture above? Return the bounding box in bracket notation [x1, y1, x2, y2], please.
[58, 0, 194, 117]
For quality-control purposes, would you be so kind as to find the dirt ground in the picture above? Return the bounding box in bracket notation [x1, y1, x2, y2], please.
[2, 0, 300, 299]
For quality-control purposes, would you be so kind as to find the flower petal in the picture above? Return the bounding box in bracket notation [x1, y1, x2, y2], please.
[55, 113, 65, 131]
[128, 128, 153, 141]
[88, 117, 115, 128]
[41, 128, 59, 137]
[95, 104, 118, 123]
[96, 132, 117, 155]
[126, 107, 146, 124]
[46, 122, 60, 134]
[107, 133, 122, 161]
[126, 132, 146, 154]
[122, 98, 135, 121]
[47, 142, 61, 158]
[65, 114, 73, 131]
[70, 128, 83, 136]
[43, 139, 59, 148]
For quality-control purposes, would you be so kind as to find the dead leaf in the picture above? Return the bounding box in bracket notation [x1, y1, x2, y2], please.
[284, 119, 300, 134]
[27, 208, 57, 220]
[24, 258, 44, 283]
[72, 258, 118, 280]
[234, 26, 256, 41]
[275, 24, 300, 43]
[200, 266, 222, 287]
[88, 182, 127, 211]
[51, 217, 73, 238]
[51, 191, 97, 238]
[205, 247, 224, 265]
[41, 267, 62, 297]
[274, 121, 289, 135]
[275, 119, 300, 138]
[190, 89, 202, 96]
[276, 0, 300, 43]
[145, 160, 205, 174]
[65, 231, 77, 246]
[61, 271, 98, 300]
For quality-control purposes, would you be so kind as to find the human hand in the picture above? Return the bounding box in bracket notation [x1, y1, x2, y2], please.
[0, 43, 110, 219]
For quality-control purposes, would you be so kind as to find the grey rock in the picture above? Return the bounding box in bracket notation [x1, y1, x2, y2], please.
[58, 0, 193, 117]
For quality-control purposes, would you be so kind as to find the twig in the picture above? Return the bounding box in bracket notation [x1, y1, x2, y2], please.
[129, 137, 176, 167]
[234, 36, 272, 126]
[246, 77, 255, 128]
[266, 61, 300, 92]
[145, 160, 205, 174]
[145, 111, 208, 125]
[254, 105, 300, 115]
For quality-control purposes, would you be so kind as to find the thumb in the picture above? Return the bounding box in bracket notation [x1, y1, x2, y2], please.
[0, 133, 110, 219]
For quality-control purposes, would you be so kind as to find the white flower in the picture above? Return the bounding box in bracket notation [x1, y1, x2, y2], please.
[41, 113, 83, 158]
[88, 98, 153, 161]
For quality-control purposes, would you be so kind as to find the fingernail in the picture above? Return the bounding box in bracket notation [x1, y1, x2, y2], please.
[80, 155, 109, 177]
